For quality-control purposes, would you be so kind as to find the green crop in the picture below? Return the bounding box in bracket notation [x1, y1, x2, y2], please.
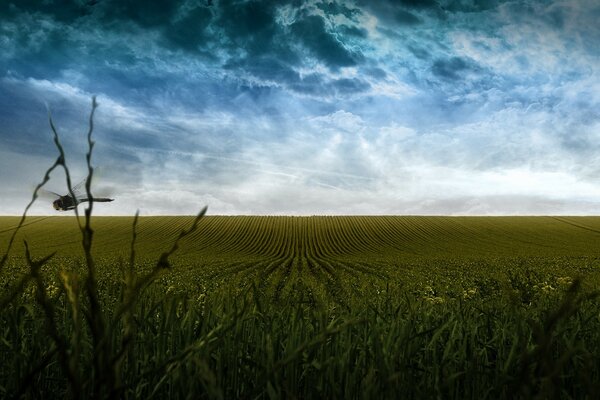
[2, 99, 600, 399]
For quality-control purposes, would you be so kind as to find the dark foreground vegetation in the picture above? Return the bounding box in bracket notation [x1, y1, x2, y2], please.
[2, 99, 600, 399]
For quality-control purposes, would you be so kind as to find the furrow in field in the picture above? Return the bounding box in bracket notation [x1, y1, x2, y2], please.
[180, 216, 226, 251]
[444, 218, 511, 255]
[339, 216, 380, 254]
[202, 218, 255, 255]
[426, 217, 499, 255]
[401, 217, 498, 257]
[184, 216, 234, 251]
[274, 256, 300, 301]
[258, 254, 294, 295]
[305, 220, 388, 302]
[378, 216, 426, 255]
[253, 216, 288, 257]
[265, 216, 290, 257]
[343, 217, 384, 253]
[546, 217, 600, 251]
[149, 216, 188, 240]
[379, 216, 431, 256]
[459, 217, 559, 256]
[0, 216, 53, 234]
[230, 216, 279, 257]
[235, 216, 278, 256]
[205, 259, 264, 280]
[316, 217, 345, 257]
[351, 216, 396, 255]
[182, 216, 229, 251]
[299, 220, 349, 305]
[307, 217, 326, 259]
[271, 217, 287, 255]
[219, 216, 258, 255]
[327, 217, 364, 256]
[329, 258, 389, 280]
[307, 254, 349, 307]
[372, 217, 430, 256]
[245, 216, 274, 255]
[399, 217, 451, 254]
[552, 217, 600, 234]
[213, 216, 255, 255]
[491, 217, 563, 251]
[208, 258, 278, 285]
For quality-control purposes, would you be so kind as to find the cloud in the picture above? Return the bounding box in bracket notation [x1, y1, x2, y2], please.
[0, 0, 96, 22]
[394, 9, 422, 24]
[397, 0, 439, 9]
[430, 56, 475, 80]
[162, 5, 214, 52]
[290, 15, 363, 69]
[100, 0, 182, 27]
[316, 1, 362, 20]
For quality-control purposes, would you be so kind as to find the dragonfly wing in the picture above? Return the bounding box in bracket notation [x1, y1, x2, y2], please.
[71, 178, 87, 194]
[71, 178, 92, 201]
[39, 189, 61, 199]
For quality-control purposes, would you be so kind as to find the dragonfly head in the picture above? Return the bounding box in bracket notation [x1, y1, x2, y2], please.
[53, 199, 62, 210]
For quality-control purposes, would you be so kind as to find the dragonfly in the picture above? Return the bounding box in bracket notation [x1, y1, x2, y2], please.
[44, 179, 114, 211]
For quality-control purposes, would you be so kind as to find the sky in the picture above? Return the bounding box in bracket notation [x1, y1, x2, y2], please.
[1, 0, 600, 215]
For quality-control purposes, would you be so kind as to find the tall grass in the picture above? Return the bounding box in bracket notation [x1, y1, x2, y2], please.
[2, 98, 600, 399]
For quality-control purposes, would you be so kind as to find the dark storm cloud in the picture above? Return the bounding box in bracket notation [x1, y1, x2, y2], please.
[394, 0, 439, 9]
[0, 78, 66, 156]
[100, 0, 181, 27]
[0, 16, 77, 80]
[286, 73, 369, 97]
[357, 0, 504, 29]
[365, 67, 387, 79]
[315, 1, 361, 19]
[394, 10, 422, 25]
[224, 60, 370, 98]
[338, 25, 368, 38]
[225, 57, 299, 85]
[332, 78, 370, 94]
[356, 0, 440, 26]
[408, 45, 431, 60]
[162, 5, 213, 52]
[216, 0, 283, 57]
[431, 57, 477, 81]
[288, 73, 324, 95]
[290, 15, 362, 69]
[441, 0, 501, 13]
[0, 0, 368, 101]
[377, 0, 502, 13]
[0, 0, 95, 22]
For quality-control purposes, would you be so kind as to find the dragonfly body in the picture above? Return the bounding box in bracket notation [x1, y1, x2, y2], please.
[47, 178, 114, 211]
[52, 195, 113, 211]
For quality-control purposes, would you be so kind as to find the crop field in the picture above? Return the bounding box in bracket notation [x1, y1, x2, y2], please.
[3, 215, 600, 398]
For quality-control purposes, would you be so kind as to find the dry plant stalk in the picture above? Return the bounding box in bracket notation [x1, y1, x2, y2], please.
[0, 97, 208, 399]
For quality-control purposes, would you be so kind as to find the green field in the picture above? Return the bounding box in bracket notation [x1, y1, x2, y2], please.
[2, 216, 600, 398]
[3, 216, 600, 301]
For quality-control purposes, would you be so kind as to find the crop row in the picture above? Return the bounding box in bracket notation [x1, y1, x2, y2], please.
[3, 216, 600, 304]
[4, 216, 600, 259]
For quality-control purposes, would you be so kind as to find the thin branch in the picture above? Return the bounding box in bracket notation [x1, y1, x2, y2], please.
[0, 274, 33, 309]
[129, 210, 140, 275]
[48, 111, 81, 229]
[12, 347, 59, 400]
[0, 157, 62, 270]
[111, 206, 208, 325]
[24, 240, 81, 397]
